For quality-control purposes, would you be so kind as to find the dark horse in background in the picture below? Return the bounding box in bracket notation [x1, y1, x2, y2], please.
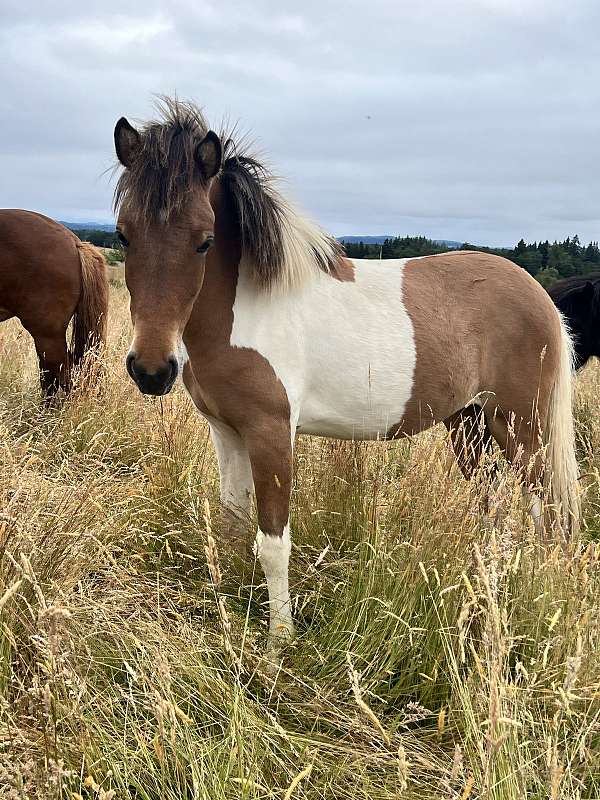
[0, 210, 109, 397]
[548, 274, 600, 370]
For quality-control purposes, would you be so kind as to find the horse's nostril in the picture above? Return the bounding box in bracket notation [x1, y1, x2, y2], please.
[126, 352, 137, 380]
[167, 356, 178, 382]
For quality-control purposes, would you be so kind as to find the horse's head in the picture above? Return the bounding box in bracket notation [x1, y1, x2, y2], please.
[114, 104, 221, 396]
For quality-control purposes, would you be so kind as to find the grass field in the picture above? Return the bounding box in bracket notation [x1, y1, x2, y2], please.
[1, 281, 599, 799]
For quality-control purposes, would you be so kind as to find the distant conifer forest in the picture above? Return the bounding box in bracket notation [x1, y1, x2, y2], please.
[341, 234, 600, 287]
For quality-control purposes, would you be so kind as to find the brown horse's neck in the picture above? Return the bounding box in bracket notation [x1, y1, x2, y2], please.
[183, 178, 241, 353]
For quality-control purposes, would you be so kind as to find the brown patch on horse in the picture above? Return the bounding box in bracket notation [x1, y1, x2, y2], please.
[330, 256, 356, 282]
[389, 251, 562, 482]
[444, 404, 494, 480]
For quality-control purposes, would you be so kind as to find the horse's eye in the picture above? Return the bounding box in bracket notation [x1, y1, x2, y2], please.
[197, 237, 214, 254]
[117, 231, 129, 248]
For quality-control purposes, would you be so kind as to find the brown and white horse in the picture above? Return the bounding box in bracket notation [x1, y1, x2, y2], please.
[113, 100, 579, 656]
[0, 210, 108, 397]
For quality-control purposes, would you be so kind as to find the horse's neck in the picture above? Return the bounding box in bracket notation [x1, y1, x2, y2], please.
[184, 237, 240, 351]
[185, 179, 243, 349]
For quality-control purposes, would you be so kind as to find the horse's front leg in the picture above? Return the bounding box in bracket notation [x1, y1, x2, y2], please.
[244, 420, 294, 656]
[207, 417, 255, 544]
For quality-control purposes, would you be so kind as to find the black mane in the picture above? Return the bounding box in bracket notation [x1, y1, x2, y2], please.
[218, 139, 287, 288]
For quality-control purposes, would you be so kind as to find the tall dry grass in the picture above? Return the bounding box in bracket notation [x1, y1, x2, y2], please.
[0, 283, 599, 799]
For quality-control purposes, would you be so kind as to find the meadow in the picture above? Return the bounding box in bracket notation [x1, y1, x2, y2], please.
[0, 273, 599, 799]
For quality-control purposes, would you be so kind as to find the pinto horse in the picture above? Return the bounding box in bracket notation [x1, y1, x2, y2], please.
[113, 99, 579, 656]
[0, 210, 108, 397]
[548, 273, 600, 370]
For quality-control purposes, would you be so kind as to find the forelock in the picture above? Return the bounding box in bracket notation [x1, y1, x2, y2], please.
[113, 97, 212, 223]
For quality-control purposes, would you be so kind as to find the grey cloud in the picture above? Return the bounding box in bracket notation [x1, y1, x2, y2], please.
[2, 0, 600, 244]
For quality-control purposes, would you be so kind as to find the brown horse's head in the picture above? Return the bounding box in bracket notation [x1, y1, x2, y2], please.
[113, 101, 221, 395]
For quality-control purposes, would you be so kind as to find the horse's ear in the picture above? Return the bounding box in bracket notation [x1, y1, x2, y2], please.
[114, 117, 141, 168]
[196, 130, 222, 179]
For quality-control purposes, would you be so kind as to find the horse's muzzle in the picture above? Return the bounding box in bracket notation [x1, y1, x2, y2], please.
[126, 353, 178, 396]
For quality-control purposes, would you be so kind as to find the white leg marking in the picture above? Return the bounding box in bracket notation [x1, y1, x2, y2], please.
[522, 487, 545, 538]
[529, 494, 545, 538]
[209, 419, 254, 519]
[255, 524, 293, 646]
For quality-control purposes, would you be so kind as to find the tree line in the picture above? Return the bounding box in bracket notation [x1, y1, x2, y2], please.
[71, 228, 121, 248]
[72, 225, 600, 288]
[342, 235, 600, 287]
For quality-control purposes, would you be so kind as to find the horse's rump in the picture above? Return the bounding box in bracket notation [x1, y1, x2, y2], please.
[401, 250, 578, 531]
[401, 251, 563, 433]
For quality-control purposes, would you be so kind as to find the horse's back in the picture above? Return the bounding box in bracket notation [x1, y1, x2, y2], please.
[0, 209, 81, 332]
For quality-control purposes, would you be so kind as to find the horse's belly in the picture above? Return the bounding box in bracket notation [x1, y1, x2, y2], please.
[297, 345, 416, 440]
[297, 404, 411, 440]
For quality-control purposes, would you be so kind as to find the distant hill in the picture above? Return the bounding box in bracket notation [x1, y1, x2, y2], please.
[61, 221, 115, 232]
[432, 239, 463, 249]
[338, 236, 464, 249]
[60, 226, 466, 250]
[61, 223, 119, 248]
[337, 236, 392, 245]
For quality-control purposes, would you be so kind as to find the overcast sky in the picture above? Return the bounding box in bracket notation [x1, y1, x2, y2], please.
[2, 0, 600, 246]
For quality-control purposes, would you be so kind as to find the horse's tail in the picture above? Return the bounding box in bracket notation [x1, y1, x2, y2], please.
[544, 314, 580, 537]
[71, 241, 109, 369]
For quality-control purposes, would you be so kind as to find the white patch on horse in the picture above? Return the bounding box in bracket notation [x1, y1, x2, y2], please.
[230, 258, 417, 440]
[523, 488, 545, 538]
[255, 524, 293, 644]
[175, 338, 189, 377]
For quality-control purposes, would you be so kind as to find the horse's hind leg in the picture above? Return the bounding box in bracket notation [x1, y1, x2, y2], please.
[34, 331, 70, 398]
[444, 404, 494, 481]
[484, 409, 546, 537]
[444, 404, 498, 525]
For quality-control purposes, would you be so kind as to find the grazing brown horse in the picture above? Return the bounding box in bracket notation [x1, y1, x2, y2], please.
[0, 210, 109, 396]
[113, 99, 579, 657]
